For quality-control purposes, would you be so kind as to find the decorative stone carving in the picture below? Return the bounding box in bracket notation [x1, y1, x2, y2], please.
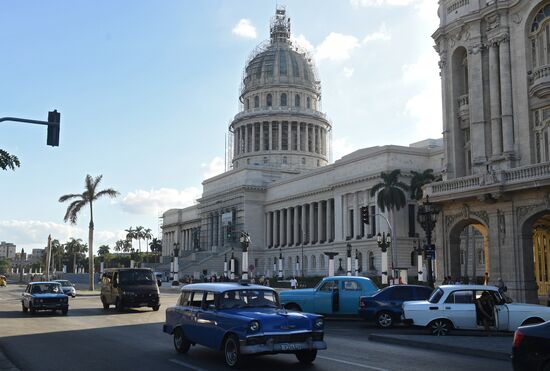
[512, 13, 522, 25]
[445, 213, 461, 229]
[516, 204, 539, 223]
[485, 12, 500, 31]
[497, 209, 506, 243]
[472, 210, 489, 225]
[544, 193, 550, 209]
[468, 43, 483, 55]
[462, 204, 470, 219]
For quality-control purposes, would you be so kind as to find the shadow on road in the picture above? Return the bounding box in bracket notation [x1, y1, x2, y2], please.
[0, 307, 158, 319]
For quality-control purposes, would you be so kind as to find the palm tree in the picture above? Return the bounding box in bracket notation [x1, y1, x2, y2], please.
[59, 174, 119, 290]
[64, 238, 87, 273]
[125, 227, 136, 251]
[370, 169, 409, 271]
[143, 228, 153, 253]
[409, 169, 436, 201]
[149, 238, 162, 254]
[0, 149, 20, 171]
[98, 245, 110, 256]
[135, 226, 145, 252]
[50, 239, 64, 272]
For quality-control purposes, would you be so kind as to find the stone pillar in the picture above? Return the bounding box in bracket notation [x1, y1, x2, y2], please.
[353, 192, 360, 239]
[273, 210, 279, 247]
[277, 121, 282, 151]
[342, 194, 348, 239]
[317, 201, 323, 243]
[467, 43, 488, 168]
[293, 206, 300, 245]
[287, 122, 291, 151]
[287, 207, 292, 246]
[297, 122, 302, 151]
[309, 202, 315, 243]
[499, 36, 514, 155]
[489, 42, 502, 157]
[312, 126, 317, 153]
[244, 124, 249, 153]
[269, 122, 273, 151]
[334, 195, 343, 241]
[219, 213, 224, 247]
[260, 123, 264, 151]
[326, 199, 332, 242]
[304, 124, 309, 152]
[251, 123, 256, 152]
[267, 212, 273, 247]
[301, 204, 307, 244]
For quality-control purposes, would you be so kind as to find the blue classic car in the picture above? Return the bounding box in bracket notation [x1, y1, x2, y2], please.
[358, 284, 433, 328]
[280, 276, 379, 315]
[163, 282, 327, 367]
[21, 282, 69, 315]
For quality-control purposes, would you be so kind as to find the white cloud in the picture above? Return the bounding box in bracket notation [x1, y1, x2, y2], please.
[363, 23, 391, 44]
[119, 187, 201, 215]
[291, 34, 314, 52]
[332, 137, 359, 161]
[232, 19, 257, 39]
[316, 32, 360, 62]
[402, 53, 443, 138]
[0, 220, 125, 252]
[342, 67, 354, 78]
[351, 0, 417, 7]
[201, 156, 225, 179]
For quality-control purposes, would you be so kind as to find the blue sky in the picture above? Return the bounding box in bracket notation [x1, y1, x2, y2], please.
[0, 0, 440, 253]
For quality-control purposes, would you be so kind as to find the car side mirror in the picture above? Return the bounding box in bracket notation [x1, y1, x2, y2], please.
[505, 297, 513, 304]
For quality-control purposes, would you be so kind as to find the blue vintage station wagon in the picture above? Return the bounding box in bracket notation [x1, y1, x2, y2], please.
[163, 282, 327, 367]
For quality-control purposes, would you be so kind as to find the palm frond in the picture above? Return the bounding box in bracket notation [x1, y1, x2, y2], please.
[370, 182, 385, 197]
[395, 181, 410, 191]
[64, 200, 87, 225]
[59, 193, 84, 203]
[95, 188, 120, 200]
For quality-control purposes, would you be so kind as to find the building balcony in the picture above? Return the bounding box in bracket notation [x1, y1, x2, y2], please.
[424, 162, 550, 201]
[529, 64, 550, 98]
[233, 106, 328, 123]
[457, 94, 469, 118]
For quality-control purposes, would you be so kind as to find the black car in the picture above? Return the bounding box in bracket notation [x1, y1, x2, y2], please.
[359, 285, 433, 328]
[512, 320, 550, 371]
[100, 268, 160, 312]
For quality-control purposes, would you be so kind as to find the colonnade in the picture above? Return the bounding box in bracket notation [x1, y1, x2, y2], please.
[234, 121, 327, 157]
[181, 227, 200, 251]
[205, 209, 236, 250]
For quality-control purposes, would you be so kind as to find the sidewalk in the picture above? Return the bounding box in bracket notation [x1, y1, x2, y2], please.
[368, 333, 512, 361]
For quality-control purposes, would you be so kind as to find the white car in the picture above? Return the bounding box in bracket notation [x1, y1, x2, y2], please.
[402, 285, 550, 336]
[54, 280, 77, 298]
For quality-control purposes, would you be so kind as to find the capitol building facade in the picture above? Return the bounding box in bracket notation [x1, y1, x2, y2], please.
[162, 3, 550, 303]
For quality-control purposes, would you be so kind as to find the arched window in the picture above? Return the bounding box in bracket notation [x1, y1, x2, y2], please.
[267, 94, 272, 107]
[320, 254, 325, 269]
[306, 97, 311, 109]
[368, 251, 375, 271]
[280, 93, 287, 106]
[295, 94, 300, 107]
[311, 255, 316, 269]
[246, 99, 250, 110]
[531, 4, 550, 69]
[254, 96, 259, 108]
[303, 256, 308, 272]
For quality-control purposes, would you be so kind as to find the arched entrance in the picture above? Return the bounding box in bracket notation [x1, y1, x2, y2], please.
[532, 214, 550, 297]
[448, 218, 489, 284]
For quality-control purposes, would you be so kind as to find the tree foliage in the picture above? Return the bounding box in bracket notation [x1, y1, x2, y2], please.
[370, 169, 410, 212]
[410, 169, 436, 201]
[0, 149, 20, 171]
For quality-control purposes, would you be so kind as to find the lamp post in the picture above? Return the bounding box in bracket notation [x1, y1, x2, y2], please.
[377, 232, 391, 285]
[230, 248, 235, 281]
[346, 243, 352, 276]
[223, 253, 228, 279]
[172, 242, 180, 282]
[278, 248, 283, 279]
[324, 252, 338, 277]
[354, 249, 359, 276]
[240, 231, 250, 280]
[417, 195, 440, 288]
[412, 239, 424, 282]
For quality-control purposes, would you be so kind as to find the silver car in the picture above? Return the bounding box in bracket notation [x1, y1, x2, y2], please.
[54, 280, 77, 298]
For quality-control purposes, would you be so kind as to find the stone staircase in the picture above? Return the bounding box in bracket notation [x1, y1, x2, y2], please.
[177, 247, 234, 278]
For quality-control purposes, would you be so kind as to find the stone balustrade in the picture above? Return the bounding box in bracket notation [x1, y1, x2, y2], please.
[426, 162, 550, 196]
[457, 94, 469, 117]
[234, 106, 327, 121]
[532, 64, 550, 84]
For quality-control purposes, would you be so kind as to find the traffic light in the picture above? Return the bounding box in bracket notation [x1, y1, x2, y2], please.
[47, 110, 60, 147]
[226, 223, 232, 240]
[361, 206, 370, 224]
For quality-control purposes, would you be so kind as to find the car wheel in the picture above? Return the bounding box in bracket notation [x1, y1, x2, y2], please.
[22, 303, 28, 313]
[224, 334, 244, 368]
[101, 296, 109, 310]
[29, 304, 36, 315]
[429, 319, 451, 336]
[115, 298, 124, 312]
[173, 328, 190, 354]
[376, 312, 394, 329]
[152, 305, 160, 311]
[62, 308, 68, 315]
[521, 318, 544, 326]
[285, 303, 302, 312]
[295, 349, 317, 364]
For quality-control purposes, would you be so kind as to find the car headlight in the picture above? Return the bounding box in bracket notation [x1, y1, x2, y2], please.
[248, 320, 260, 332]
[314, 318, 324, 328]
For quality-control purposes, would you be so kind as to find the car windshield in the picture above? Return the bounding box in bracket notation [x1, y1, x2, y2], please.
[56, 280, 71, 286]
[119, 270, 155, 285]
[428, 288, 444, 303]
[219, 289, 278, 309]
[31, 284, 62, 294]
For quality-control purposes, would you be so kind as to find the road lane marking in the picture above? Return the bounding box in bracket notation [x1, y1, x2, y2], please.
[169, 358, 209, 371]
[318, 355, 391, 371]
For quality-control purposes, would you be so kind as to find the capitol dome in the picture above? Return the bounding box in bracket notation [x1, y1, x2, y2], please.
[230, 7, 331, 172]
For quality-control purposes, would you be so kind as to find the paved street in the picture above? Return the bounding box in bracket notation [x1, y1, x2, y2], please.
[0, 284, 512, 371]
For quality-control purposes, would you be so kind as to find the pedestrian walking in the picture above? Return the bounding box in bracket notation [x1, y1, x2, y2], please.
[290, 277, 297, 290]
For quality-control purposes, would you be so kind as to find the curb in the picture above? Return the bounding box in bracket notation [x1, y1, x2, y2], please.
[368, 334, 511, 361]
[0, 349, 20, 371]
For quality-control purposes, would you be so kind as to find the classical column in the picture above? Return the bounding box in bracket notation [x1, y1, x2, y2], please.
[467, 43, 488, 167]
[304, 124, 309, 152]
[499, 36, 514, 154]
[309, 202, 315, 243]
[286, 207, 292, 246]
[301, 204, 307, 244]
[244, 124, 249, 153]
[297, 123, 301, 151]
[260, 123, 264, 151]
[353, 192, 360, 239]
[269, 122, 273, 151]
[267, 212, 272, 247]
[326, 199, 332, 242]
[251, 123, 256, 152]
[489, 42, 502, 157]
[234, 129, 239, 156]
[312, 126, 317, 154]
[334, 196, 343, 241]
[317, 201, 323, 243]
[342, 194, 348, 239]
[273, 210, 279, 247]
[293, 206, 299, 245]
[287, 122, 292, 151]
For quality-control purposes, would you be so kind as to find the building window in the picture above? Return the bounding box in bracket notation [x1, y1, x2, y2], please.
[279, 49, 287, 76]
[408, 204, 416, 237]
[368, 251, 375, 271]
[317, 159, 320, 167]
[306, 97, 311, 109]
[320, 255, 325, 269]
[281, 93, 287, 106]
[282, 156, 287, 164]
[254, 95, 259, 108]
[460, 250, 465, 265]
[246, 98, 250, 110]
[370, 205, 376, 236]
[530, 4, 550, 69]
[301, 157, 306, 165]
[290, 52, 300, 77]
[477, 249, 485, 265]
[295, 94, 300, 107]
[267, 94, 272, 107]
[246, 158, 250, 165]
[311, 255, 316, 269]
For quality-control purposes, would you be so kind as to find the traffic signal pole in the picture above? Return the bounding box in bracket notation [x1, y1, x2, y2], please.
[1, 110, 61, 146]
